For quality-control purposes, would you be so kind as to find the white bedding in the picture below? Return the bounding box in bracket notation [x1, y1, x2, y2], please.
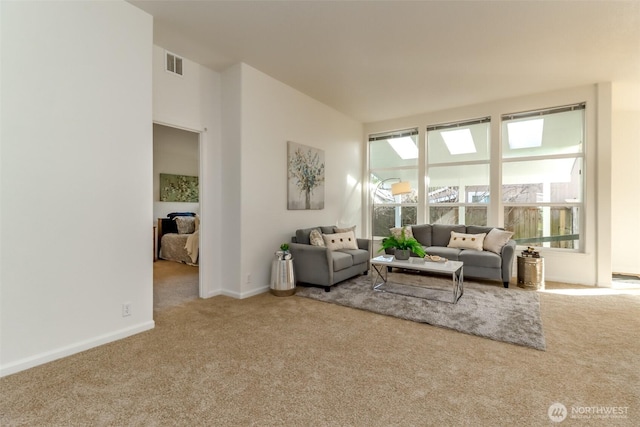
[185, 229, 199, 264]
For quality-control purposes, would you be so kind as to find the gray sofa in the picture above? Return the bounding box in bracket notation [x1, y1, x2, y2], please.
[386, 224, 516, 288]
[289, 226, 370, 292]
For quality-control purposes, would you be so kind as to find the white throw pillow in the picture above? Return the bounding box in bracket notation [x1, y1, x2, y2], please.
[447, 231, 486, 251]
[483, 228, 514, 254]
[309, 229, 325, 247]
[390, 226, 413, 240]
[322, 231, 358, 250]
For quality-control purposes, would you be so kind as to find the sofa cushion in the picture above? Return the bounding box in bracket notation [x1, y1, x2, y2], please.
[296, 226, 335, 244]
[460, 249, 502, 269]
[432, 224, 466, 246]
[426, 246, 462, 260]
[331, 251, 354, 271]
[339, 248, 370, 265]
[411, 225, 432, 247]
[466, 225, 495, 235]
[483, 228, 514, 254]
[323, 231, 358, 250]
[448, 231, 486, 251]
[334, 225, 356, 234]
[309, 229, 325, 247]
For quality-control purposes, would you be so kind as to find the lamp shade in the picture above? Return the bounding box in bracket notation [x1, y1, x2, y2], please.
[390, 181, 411, 196]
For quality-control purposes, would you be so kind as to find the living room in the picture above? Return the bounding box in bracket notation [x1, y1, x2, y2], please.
[1, 1, 639, 422]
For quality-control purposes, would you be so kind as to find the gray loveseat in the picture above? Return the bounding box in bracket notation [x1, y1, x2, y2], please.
[289, 226, 370, 292]
[386, 224, 516, 288]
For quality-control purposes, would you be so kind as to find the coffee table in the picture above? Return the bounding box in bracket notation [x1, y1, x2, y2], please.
[370, 255, 464, 304]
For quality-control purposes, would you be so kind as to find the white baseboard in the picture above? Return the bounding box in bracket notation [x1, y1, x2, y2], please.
[0, 321, 155, 378]
[220, 285, 269, 299]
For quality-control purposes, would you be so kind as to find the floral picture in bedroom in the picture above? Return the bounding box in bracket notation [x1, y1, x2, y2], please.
[287, 141, 325, 210]
[159, 173, 199, 202]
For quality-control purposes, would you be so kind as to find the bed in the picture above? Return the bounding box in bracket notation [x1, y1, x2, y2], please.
[157, 214, 199, 266]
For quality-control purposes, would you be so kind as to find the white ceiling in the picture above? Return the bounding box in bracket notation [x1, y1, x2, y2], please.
[129, 0, 640, 123]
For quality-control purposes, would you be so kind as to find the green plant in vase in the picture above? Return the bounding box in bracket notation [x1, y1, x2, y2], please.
[277, 243, 291, 260]
[378, 227, 426, 260]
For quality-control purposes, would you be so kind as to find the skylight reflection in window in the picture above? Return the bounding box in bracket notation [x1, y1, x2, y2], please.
[507, 119, 544, 149]
[442, 129, 476, 155]
[387, 136, 418, 159]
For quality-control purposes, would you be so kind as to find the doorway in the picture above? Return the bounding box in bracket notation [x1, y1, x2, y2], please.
[152, 123, 201, 310]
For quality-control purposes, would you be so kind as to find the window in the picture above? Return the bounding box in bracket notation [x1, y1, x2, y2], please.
[368, 102, 587, 252]
[369, 129, 419, 238]
[426, 118, 490, 226]
[502, 104, 585, 249]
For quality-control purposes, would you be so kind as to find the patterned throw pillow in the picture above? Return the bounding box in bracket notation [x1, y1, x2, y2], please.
[390, 226, 413, 240]
[309, 229, 325, 247]
[322, 231, 358, 250]
[483, 228, 513, 254]
[175, 216, 196, 234]
[447, 231, 486, 251]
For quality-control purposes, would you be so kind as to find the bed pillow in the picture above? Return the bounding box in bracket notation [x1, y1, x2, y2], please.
[447, 231, 486, 251]
[175, 216, 196, 234]
[309, 229, 325, 247]
[483, 228, 514, 254]
[322, 231, 358, 250]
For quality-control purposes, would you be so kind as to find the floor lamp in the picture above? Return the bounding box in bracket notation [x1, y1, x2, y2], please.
[371, 178, 412, 256]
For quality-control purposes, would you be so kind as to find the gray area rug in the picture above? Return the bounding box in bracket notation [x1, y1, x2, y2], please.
[296, 271, 546, 350]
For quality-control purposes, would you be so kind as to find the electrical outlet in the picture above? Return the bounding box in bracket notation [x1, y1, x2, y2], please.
[122, 302, 131, 317]
[247, 273, 252, 284]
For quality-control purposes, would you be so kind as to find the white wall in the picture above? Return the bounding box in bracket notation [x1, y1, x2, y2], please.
[152, 44, 222, 298]
[221, 63, 363, 298]
[365, 85, 610, 286]
[153, 124, 200, 220]
[611, 82, 640, 276]
[0, 1, 153, 376]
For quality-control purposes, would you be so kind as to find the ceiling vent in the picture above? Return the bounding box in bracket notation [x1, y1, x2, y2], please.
[165, 51, 183, 76]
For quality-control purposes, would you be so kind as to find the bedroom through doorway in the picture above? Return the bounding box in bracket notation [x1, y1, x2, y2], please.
[153, 123, 201, 311]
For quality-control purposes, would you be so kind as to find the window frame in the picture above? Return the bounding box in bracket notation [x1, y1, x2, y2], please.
[501, 103, 586, 251]
[369, 128, 419, 239]
[426, 117, 491, 226]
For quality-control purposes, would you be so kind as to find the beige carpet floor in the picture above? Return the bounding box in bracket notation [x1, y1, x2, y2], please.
[1, 274, 639, 426]
[153, 260, 199, 311]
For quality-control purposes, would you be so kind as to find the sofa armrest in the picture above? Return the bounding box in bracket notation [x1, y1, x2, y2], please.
[288, 242, 333, 285]
[501, 240, 517, 282]
[356, 238, 371, 252]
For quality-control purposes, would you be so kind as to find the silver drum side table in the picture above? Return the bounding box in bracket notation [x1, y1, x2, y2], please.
[517, 255, 545, 290]
[270, 251, 296, 296]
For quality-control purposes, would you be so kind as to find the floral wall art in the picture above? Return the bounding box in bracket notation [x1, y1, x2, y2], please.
[287, 141, 325, 210]
[159, 173, 199, 202]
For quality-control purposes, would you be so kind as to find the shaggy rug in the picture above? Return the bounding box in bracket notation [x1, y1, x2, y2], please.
[296, 271, 546, 350]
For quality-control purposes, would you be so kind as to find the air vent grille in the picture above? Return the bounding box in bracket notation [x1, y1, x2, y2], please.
[165, 51, 183, 76]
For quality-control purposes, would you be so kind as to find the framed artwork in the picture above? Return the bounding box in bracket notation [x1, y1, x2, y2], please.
[287, 141, 325, 210]
[159, 173, 199, 202]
